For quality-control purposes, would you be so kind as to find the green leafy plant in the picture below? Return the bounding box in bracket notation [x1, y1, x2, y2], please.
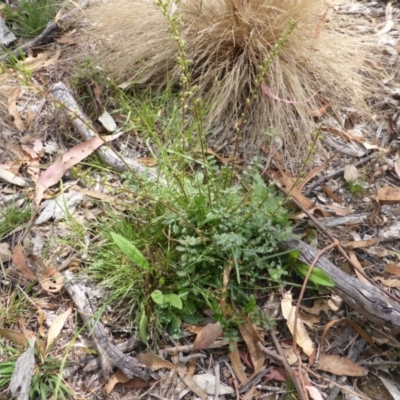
[89, 168, 294, 340]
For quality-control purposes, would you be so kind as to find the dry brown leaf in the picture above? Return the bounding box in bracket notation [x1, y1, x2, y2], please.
[242, 386, 257, 400]
[206, 148, 235, 163]
[342, 238, 378, 249]
[34, 132, 122, 208]
[348, 250, 370, 284]
[12, 245, 35, 281]
[176, 364, 207, 400]
[297, 159, 331, 191]
[37, 310, 46, 338]
[105, 370, 131, 394]
[271, 170, 317, 212]
[136, 353, 176, 371]
[38, 267, 64, 293]
[229, 341, 248, 384]
[8, 87, 26, 132]
[46, 307, 72, 350]
[376, 186, 400, 204]
[72, 187, 117, 202]
[239, 318, 265, 373]
[320, 318, 379, 353]
[0, 328, 28, 348]
[55, 36, 76, 45]
[317, 354, 368, 377]
[281, 293, 314, 357]
[322, 185, 342, 204]
[306, 385, 324, 400]
[308, 102, 330, 117]
[374, 277, 400, 289]
[136, 157, 158, 166]
[185, 325, 203, 334]
[302, 299, 330, 316]
[105, 371, 154, 394]
[327, 295, 342, 312]
[282, 346, 298, 365]
[385, 263, 400, 276]
[299, 313, 320, 329]
[193, 322, 222, 350]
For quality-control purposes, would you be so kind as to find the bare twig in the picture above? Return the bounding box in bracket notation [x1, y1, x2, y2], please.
[258, 334, 307, 400]
[63, 270, 153, 381]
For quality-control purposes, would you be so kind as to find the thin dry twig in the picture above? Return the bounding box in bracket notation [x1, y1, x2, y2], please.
[258, 334, 307, 400]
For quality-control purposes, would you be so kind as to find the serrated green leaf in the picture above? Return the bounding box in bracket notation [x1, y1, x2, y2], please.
[163, 294, 183, 310]
[139, 311, 148, 344]
[151, 290, 164, 305]
[110, 233, 151, 271]
[295, 264, 335, 287]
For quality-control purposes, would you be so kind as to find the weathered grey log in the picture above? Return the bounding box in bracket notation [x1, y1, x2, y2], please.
[63, 271, 153, 381]
[0, 15, 16, 46]
[279, 238, 400, 331]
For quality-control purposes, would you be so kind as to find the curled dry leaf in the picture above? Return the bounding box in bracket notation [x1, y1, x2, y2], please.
[193, 322, 222, 350]
[136, 353, 176, 371]
[229, 341, 248, 385]
[46, 306, 72, 350]
[105, 371, 151, 394]
[342, 238, 378, 249]
[37, 310, 46, 338]
[306, 385, 324, 400]
[281, 292, 315, 357]
[0, 328, 28, 348]
[239, 317, 265, 373]
[136, 157, 158, 167]
[385, 263, 400, 276]
[376, 186, 400, 204]
[8, 87, 26, 132]
[12, 245, 35, 281]
[38, 267, 64, 293]
[34, 132, 123, 209]
[317, 354, 368, 377]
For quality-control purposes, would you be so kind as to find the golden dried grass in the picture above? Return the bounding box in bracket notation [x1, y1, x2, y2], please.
[84, 0, 380, 157]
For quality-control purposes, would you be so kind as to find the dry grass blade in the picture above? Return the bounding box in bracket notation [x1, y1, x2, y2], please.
[85, 0, 381, 160]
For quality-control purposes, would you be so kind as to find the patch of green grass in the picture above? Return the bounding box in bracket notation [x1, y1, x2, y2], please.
[347, 179, 367, 196]
[0, 200, 31, 240]
[3, 0, 59, 39]
[0, 344, 74, 400]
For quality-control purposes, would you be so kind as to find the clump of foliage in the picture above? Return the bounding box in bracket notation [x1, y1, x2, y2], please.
[89, 167, 293, 338]
[3, 0, 59, 38]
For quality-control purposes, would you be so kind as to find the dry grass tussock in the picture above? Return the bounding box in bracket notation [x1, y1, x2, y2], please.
[85, 0, 381, 158]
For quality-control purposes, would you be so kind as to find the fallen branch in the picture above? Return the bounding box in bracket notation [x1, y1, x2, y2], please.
[279, 239, 400, 331]
[63, 270, 153, 381]
[50, 81, 161, 181]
